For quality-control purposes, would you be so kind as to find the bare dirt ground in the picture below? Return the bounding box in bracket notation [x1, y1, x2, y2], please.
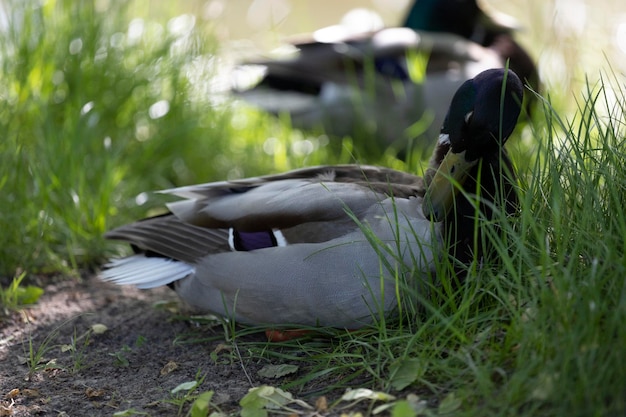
[0, 275, 380, 416]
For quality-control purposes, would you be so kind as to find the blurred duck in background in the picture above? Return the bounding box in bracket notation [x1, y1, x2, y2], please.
[233, 0, 537, 152]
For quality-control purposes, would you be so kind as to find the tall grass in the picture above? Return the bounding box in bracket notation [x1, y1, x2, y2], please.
[0, 0, 222, 273]
[495, 78, 626, 416]
[228, 78, 626, 416]
[0, 0, 371, 277]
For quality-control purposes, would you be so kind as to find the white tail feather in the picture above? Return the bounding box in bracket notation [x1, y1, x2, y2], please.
[100, 255, 194, 289]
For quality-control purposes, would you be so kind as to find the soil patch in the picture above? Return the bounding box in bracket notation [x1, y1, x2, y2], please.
[0, 275, 370, 416]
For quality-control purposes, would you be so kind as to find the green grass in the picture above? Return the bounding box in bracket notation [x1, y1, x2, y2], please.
[0, 271, 43, 312]
[1, 1, 625, 416]
[0, 0, 370, 277]
[223, 79, 626, 416]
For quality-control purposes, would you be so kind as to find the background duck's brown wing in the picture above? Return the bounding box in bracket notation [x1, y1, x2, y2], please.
[239, 29, 500, 89]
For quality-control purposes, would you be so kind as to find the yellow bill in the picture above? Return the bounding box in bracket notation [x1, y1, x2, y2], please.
[422, 149, 478, 222]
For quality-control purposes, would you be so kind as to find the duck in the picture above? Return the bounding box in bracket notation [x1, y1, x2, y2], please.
[101, 68, 524, 330]
[233, 0, 536, 149]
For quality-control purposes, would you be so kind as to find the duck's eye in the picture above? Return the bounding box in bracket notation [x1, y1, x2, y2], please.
[464, 111, 473, 124]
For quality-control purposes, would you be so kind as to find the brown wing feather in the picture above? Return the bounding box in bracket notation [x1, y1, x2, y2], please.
[161, 165, 426, 231]
[171, 165, 426, 198]
[105, 214, 230, 263]
[107, 165, 428, 261]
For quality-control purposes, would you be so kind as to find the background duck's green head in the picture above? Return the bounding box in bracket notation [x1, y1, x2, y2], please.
[403, 0, 482, 38]
[403, 0, 518, 41]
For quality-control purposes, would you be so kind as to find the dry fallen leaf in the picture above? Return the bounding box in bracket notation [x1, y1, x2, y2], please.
[257, 364, 298, 379]
[21, 389, 39, 398]
[213, 343, 232, 354]
[0, 400, 13, 417]
[85, 387, 106, 398]
[340, 388, 395, 402]
[4, 389, 18, 400]
[315, 396, 328, 412]
[152, 300, 181, 313]
[91, 324, 108, 334]
[160, 361, 178, 376]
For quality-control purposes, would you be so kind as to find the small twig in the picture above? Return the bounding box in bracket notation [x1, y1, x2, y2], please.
[232, 339, 254, 386]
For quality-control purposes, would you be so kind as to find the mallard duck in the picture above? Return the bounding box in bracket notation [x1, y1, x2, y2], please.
[233, 0, 536, 147]
[101, 69, 523, 329]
